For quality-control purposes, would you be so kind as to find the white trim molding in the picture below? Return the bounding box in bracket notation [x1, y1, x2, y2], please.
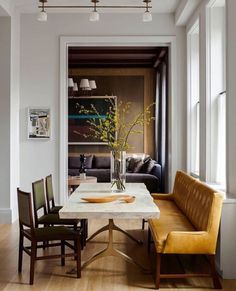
[60, 35, 177, 204]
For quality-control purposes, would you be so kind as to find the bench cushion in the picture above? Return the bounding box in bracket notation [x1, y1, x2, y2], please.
[149, 200, 195, 253]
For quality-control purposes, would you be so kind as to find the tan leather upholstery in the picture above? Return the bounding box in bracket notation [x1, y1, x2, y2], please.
[172, 171, 196, 213]
[149, 200, 195, 252]
[149, 171, 223, 289]
[149, 171, 223, 255]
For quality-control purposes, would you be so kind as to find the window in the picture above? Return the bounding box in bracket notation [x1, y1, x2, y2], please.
[206, 0, 226, 187]
[187, 20, 200, 177]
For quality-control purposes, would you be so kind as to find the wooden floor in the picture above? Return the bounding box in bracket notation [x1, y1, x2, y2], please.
[1, 219, 236, 291]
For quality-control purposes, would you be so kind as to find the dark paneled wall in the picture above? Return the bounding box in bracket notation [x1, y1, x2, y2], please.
[68, 68, 155, 156]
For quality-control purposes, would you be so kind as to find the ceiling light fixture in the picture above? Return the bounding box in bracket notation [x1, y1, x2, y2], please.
[89, 0, 99, 22]
[37, 0, 48, 22]
[143, 0, 152, 22]
[37, 1, 152, 22]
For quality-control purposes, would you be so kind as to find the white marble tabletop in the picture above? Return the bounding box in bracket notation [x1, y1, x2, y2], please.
[59, 183, 160, 219]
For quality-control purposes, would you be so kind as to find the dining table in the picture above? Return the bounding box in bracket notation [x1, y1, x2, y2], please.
[59, 182, 160, 271]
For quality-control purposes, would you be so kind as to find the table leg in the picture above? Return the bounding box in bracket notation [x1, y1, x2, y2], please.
[86, 224, 109, 242]
[86, 219, 143, 245]
[82, 219, 148, 272]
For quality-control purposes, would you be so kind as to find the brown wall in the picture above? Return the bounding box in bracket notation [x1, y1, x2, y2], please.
[68, 68, 155, 157]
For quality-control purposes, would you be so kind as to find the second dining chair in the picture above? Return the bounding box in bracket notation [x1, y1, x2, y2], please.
[45, 174, 63, 214]
[32, 179, 86, 248]
[45, 174, 88, 247]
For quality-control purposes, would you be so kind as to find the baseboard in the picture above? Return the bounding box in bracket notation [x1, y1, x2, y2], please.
[0, 208, 12, 223]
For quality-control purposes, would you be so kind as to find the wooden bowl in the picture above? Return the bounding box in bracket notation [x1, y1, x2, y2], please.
[81, 195, 136, 203]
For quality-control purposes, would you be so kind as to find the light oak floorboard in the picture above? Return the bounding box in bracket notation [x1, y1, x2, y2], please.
[0, 219, 235, 291]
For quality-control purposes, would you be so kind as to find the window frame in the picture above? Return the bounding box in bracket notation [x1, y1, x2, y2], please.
[187, 19, 200, 178]
[206, 0, 226, 189]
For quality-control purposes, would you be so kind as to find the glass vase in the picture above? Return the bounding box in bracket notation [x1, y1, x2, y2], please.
[110, 150, 126, 192]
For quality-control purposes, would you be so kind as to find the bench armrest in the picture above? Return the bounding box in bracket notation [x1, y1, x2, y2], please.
[151, 193, 174, 200]
[163, 231, 214, 254]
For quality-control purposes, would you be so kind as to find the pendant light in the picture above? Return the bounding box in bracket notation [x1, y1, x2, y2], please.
[37, 0, 47, 22]
[143, 0, 152, 22]
[89, 0, 100, 22]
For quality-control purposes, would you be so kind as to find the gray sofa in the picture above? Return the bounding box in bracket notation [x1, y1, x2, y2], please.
[68, 154, 162, 193]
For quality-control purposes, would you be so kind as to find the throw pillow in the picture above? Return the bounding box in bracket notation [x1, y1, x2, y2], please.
[68, 157, 81, 169]
[127, 157, 143, 172]
[85, 155, 93, 169]
[93, 156, 110, 169]
[140, 158, 156, 174]
[133, 159, 144, 173]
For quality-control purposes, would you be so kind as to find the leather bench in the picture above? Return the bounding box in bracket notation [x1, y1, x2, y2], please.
[148, 171, 223, 289]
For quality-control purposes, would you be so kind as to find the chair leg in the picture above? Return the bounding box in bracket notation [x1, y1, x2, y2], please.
[30, 241, 37, 285]
[142, 219, 145, 230]
[61, 240, 65, 266]
[18, 233, 23, 273]
[148, 228, 151, 253]
[81, 219, 87, 249]
[73, 222, 79, 256]
[86, 219, 88, 238]
[80, 220, 84, 250]
[76, 238, 81, 278]
[155, 253, 161, 290]
[208, 255, 222, 289]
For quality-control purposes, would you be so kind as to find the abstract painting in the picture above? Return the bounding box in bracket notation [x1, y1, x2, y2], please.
[28, 108, 50, 139]
[68, 96, 116, 144]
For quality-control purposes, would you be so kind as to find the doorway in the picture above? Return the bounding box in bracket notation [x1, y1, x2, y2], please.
[59, 36, 177, 204]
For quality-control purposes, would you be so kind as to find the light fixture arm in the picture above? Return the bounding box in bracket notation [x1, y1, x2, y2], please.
[39, 0, 47, 12]
[143, 0, 151, 12]
[38, 4, 152, 10]
[38, 0, 152, 22]
[92, 0, 98, 12]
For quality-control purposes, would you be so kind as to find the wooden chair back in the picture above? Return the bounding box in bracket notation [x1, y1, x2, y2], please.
[17, 188, 34, 230]
[45, 174, 55, 211]
[32, 179, 47, 226]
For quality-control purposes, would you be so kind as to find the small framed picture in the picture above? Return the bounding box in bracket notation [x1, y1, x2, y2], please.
[28, 107, 51, 139]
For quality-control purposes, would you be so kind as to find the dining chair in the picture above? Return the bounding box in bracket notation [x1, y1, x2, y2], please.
[17, 188, 81, 285]
[45, 174, 62, 214]
[45, 174, 88, 247]
[32, 179, 86, 248]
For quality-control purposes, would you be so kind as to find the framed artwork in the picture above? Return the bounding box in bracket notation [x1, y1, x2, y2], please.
[68, 96, 116, 144]
[28, 107, 51, 139]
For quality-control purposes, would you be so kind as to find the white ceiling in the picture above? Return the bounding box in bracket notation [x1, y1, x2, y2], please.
[13, 0, 180, 14]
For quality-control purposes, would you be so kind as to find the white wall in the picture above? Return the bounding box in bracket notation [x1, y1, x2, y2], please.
[0, 17, 11, 222]
[226, 0, 236, 196]
[10, 10, 20, 222]
[0, 6, 20, 223]
[20, 13, 187, 198]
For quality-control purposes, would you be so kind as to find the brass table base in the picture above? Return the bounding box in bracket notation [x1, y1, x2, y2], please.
[82, 219, 148, 272]
[87, 219, 143, 245]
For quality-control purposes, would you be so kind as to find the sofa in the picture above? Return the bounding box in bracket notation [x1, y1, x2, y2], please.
[148, 171, 223, 289]
[68, 154, 162, 193]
